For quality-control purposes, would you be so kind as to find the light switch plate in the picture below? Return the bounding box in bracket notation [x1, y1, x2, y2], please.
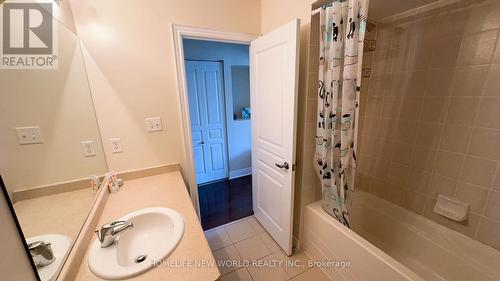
[145, 117, 163, 132]
[110, 138, 123, 153]
[16, 126, 44, 145]
[81, 141, 97, 157]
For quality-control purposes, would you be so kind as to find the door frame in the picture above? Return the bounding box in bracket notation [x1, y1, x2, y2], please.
[172, 24, 258, 217]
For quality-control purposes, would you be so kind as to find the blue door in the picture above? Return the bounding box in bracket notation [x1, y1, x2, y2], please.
[185, 60, 229, 184]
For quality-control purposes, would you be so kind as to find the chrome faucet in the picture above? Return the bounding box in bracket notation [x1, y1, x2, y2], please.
[95, 220, 133, 248]
[28, 241, 55, 267]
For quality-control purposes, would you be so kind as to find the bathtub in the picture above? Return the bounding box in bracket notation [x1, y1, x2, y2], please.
[303, 192, 500, 281]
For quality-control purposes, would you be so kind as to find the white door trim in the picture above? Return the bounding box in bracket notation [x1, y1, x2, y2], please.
[172, 24, 258, 217]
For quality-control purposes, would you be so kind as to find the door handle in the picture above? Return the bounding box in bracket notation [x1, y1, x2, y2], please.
[199, 141, 205, 145]
[275, 162, 289, 170]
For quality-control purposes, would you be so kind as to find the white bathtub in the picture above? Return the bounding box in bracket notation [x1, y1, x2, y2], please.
[303, 192, 500, 281]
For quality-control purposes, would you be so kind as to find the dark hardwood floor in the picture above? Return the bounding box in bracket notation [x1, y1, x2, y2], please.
[198, 175, 253, 230]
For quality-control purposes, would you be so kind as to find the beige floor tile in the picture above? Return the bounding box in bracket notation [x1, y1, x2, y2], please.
[292, 267, 331, 281]
[234, 235, 273, 261]
[205, 227, 233, 251]
[218, 267, 253, 281]
[225, 218, 257, 243]
[257, 230, 281, 253]
[213, 245, 242, 275]
[247, 216, 266, 233]
[247, 254, 289, 281]
[273, 250, 311, 278]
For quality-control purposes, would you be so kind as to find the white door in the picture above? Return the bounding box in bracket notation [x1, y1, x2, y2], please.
[185, 60, 229, 184]
[250, 19, 300, 256]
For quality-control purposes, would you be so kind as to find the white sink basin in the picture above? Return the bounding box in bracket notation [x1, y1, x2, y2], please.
[27, 234, 72, 281]
[88, 207, 184, 280]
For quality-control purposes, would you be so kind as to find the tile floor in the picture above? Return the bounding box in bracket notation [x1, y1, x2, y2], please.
[204, 215, 332, 281]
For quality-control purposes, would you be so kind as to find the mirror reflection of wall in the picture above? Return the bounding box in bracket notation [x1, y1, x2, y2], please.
[231, 65, 250, 120]
[0, 1, 107, 280]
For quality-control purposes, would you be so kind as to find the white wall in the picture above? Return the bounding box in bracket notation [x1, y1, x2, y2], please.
[0, 9, 107, 193]
[183, 39, 252, 176]
[69, 0, 261, 178]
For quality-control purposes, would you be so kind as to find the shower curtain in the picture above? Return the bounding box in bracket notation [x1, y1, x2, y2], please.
[314, 0, 368, 228]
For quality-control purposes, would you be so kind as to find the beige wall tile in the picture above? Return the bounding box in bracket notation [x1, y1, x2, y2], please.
[454, 182, 488, 213]
[483, 191, 500, 221]
[477, 98, 500, 129]
[460, 156, 497, 187]
[416, 123, 443, 149]
[483, 64, 500, 96]
[407, 168, 431, 195]
[420, 97, 449, 123]
[403, 191, 426, 214]
[365, 96, 383, 117]
[440, 125, 472, 153]
[381, 97, 402, 118]
[494, 166, 500, 191]
[400, 97, 423, 120]
[407, 41, 434, 70]
[426, 68, 454, 97]
[463, 2, 500, 33]
[493, 39, 500, 63]
[389, 47, 408, 73]
[446, 212, 480, 238]
[468, 128, 500, 160]
[391, 142, 413, 165]
[431, 35, 462, 67]
[395, 121, 418, 143]
[411, 147, 437, 172]
[476, 218, 500, 250]
[446, 97, 481, 126]
[459, 30, 498, 65]
[428, 174, 458, 198]
[451, 66, 489, 97]
[387, 162, 410, 186]
[434, 151, 464, 179]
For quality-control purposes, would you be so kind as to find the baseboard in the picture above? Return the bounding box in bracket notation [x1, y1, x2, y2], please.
[229, 167, 252, 179]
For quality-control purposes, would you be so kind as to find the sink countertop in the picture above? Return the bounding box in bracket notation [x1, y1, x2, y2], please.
[73, 171, 220, 281]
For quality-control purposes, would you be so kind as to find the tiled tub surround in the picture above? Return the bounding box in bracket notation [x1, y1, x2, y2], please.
[304, 193, 500, 281]
[357, 0, 500, 251]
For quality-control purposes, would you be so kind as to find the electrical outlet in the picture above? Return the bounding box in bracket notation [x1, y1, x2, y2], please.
[145, 117, 163, 132]
[80, 141, 97, 157]
[110, 138, 123, 153]
[16, 126, 44, 145]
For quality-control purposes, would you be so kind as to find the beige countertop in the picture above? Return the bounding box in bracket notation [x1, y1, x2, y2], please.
[73, 171, 220, 281]
[14, 188, 96, 240]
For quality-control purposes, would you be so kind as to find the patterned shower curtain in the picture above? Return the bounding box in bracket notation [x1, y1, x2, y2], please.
[314, 0, 368, 228]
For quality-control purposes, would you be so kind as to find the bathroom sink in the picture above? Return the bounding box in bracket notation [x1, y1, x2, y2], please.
[27, 234, 72, 281]
[87, 207, 184, 280]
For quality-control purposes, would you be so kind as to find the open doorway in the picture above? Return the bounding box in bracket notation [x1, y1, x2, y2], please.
[182, 39, 253, 230]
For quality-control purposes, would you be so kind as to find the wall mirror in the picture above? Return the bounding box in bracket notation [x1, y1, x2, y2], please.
[0, 1, 108, 280]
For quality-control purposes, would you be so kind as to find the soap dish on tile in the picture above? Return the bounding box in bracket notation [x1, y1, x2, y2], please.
[433, 195, 470, 222]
